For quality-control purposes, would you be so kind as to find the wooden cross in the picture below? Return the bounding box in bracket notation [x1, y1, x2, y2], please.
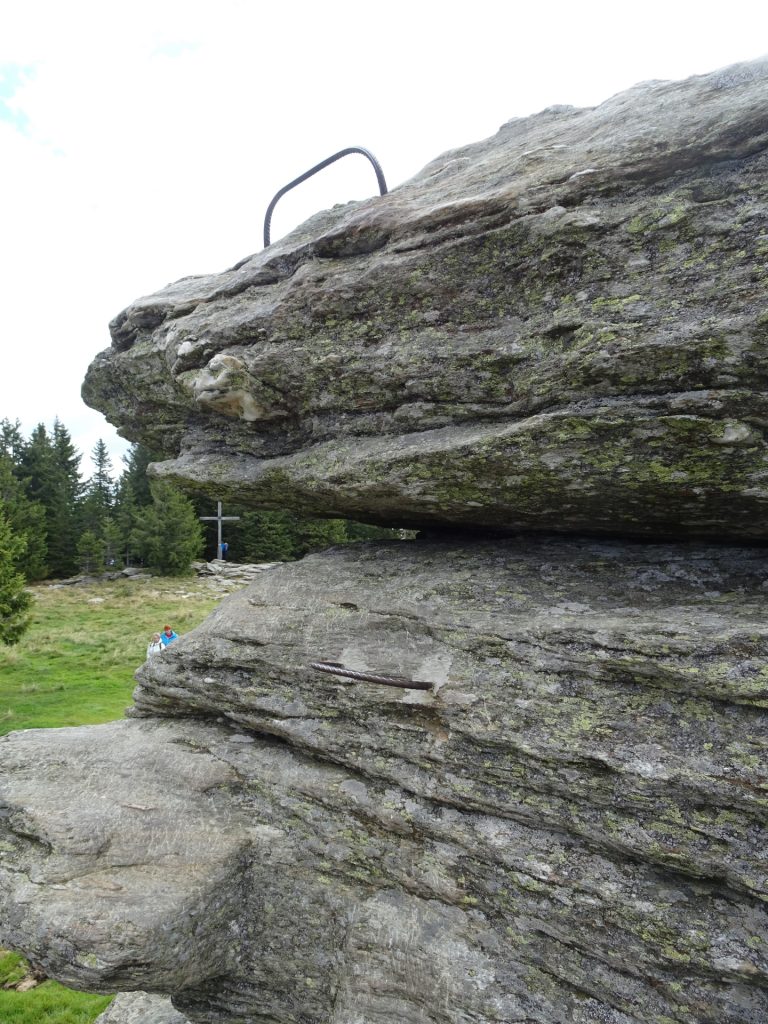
[199, 501, 240, 560]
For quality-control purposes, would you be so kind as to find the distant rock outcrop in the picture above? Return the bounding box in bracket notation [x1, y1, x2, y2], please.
[1, 57, 767, 1024]
[83, 58, 768, 540]
[96, 992, 190, 1024]
[188, 559, 282, 596]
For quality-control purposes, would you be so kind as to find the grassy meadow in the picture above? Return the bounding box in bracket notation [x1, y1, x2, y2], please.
[0, 573, 223, 1022]
[0, 575, 220, 735]
[0, 951, 112, 1024]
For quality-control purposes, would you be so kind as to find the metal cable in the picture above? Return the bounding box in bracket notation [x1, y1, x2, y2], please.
[263, 147, 388, 248]
[310, 661, 432, 691]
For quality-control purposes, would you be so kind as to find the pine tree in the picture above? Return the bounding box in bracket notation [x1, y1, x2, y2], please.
[0, 506, 33, 645]
[20, 421, 82, 578]
[0, 419, 26, 464]
[76, 529, 106, 575]
[233, 510, 295, 562]
[80, 438, 124, 569]
[119, 444, 159, 508]
[19, 424, 56, 505]
[290, 516, 347, 557]
[0, 455, 48, 580]
[112, 444, 161, 567]
[81, 439, 114, 533]
[52, 418, 83, 518]
[131, 481, 203, 575]
[342, 520, 402, 543]
[101, 518, 124, 569]
[114, 484, 140, 567]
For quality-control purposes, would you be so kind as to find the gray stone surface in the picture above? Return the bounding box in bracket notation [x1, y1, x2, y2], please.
[95, 992, 191, 1024]
[4, 58, 768, 1024]
[83, 57, 768, 539]
[1, 538, 767, 1023]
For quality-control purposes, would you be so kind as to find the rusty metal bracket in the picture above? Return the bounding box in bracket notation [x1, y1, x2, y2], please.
[310, 661, 432, 691]
[263, 146, 388, 248]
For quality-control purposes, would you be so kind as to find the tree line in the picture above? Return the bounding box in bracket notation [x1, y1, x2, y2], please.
[0, 417, 399, 643]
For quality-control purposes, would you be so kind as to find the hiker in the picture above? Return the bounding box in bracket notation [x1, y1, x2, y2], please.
[161, 624, 179, 647]
[221, 541, 229, 560]
[146, 633, 164, 656]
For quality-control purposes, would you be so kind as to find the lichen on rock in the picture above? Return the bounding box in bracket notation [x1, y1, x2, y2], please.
[2, 57, 768, 1024]
[82, 56, 768, 539]
[1, 538, 767, 1023]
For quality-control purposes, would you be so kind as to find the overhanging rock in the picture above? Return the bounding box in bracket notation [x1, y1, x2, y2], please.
[83, 57, 768, 539]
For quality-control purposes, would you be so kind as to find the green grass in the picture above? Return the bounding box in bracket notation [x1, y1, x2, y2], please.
[0, 576, 219, 735]
[0, 951, 29, 988]
[0, 986, 111, 1024]
[0, 575, 222, 1021]
[0, 949, 112, 1024]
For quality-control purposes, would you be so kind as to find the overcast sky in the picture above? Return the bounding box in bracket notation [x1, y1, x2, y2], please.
[1, 0, 766, 477]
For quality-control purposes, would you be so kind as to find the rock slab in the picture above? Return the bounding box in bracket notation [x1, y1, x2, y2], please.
[83, 58, 768, 539]
[1, 538, 767, 1023]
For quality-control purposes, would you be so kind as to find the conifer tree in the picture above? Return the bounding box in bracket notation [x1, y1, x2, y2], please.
[228, 509, 295, 562]
[101, 518, 124, 569]
[0, 419, 25, 464]
[52, 418, 83, 515]
[131, 481, 203, 575]
[0, 506, 33, 645]
[114, 444, 162, 566]
[76, 529, 106, 575]
[342, 520, 402, 543]
[119, 444, 159, 508]
[81, 439, 114, 533]
[114, 483, 140, 567]
[20, 421, 82, 578]
[80, 438, 123, 568]
[0, 455, 48, 580]
[19, 424, 56, 505]
[290, 516, 347, 557]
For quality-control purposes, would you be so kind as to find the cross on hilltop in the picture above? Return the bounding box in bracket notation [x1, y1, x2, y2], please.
[199, 501, 240, 560]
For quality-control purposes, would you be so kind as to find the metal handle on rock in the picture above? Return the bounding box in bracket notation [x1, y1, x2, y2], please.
[263, 147, 388, 248]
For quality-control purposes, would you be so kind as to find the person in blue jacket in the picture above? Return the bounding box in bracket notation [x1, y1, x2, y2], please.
[161, 624, 179, 646]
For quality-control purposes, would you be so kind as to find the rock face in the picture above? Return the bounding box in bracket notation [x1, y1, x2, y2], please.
[82, 58, 768, 539]
[1, 540, 767, 1023]
[2, 58, 768, 1024]
[95, 992, 191, 1024]
[190, 559, 283, 597]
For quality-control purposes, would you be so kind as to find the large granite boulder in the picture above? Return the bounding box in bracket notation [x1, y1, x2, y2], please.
[3, 59, 768, 1024]
[1, 539, 766, 1023]
[82, 58, 768, 539]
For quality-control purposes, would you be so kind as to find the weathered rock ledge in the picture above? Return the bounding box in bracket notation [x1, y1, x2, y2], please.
[1, 538, 767, 1023]
[4, 59, 768, 1024]
[83, 57, 768, 539]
